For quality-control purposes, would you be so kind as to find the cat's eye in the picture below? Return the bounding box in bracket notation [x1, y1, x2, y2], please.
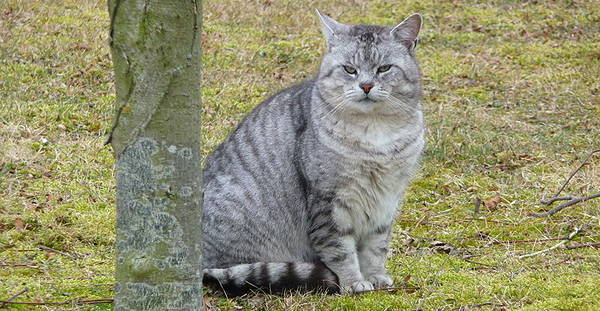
[343, 65, 357, 74]
[377, 65, 392, 73]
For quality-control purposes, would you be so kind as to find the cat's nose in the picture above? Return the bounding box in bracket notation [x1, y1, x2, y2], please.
[360, 83, 374, 94]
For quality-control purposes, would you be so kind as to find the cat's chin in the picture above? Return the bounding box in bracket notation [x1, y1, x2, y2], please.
[358, 97, 375, 104]
[345, 99, 387, 114]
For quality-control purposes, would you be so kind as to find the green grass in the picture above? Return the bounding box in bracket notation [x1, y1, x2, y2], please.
[1, 0, 599, 310]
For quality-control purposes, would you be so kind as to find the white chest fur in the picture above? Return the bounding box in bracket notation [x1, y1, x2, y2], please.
[318, 111, 424, 238]
[333, 156, 418, 237]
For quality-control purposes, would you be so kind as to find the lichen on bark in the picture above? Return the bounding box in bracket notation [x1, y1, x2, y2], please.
[108, 0, 203, 309]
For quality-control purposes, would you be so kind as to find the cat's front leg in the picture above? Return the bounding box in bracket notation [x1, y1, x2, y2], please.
[308, 200, 373, 294]
[358, 225, 394, 289]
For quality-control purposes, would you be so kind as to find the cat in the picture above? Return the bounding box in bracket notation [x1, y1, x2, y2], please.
[202, 10, 424, 295]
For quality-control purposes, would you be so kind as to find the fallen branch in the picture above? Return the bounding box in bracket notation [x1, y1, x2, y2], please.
[543, 149, 600, 201]
[453, 302, 506, 310]
[0, 288, 29, 308]
[0, 261, 38, 268]
[540, 196, 574, 205]
[532, 149, 600, 217]
[463, 217, 511, 224]
[518, 227, 582, 259]
[565, 242, 600, 250]
[0, 299, 113, 306]
[493, 237, 568, 244]
[38, 245, 77, 259]
[543, 257, 572, 268]
[353, 286, 420, 295]
[462, 258, 497, 268]
[529, 193, 600, 217]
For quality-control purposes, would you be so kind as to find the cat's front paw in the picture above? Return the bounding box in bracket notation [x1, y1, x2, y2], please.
[341, 280, 374, 294]
[366, 273, 394, 288]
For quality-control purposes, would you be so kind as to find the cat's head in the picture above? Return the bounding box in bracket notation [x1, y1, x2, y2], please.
[315, 11, 422, 117]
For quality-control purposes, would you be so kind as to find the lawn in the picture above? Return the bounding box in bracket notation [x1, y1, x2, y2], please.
[1, 0, 599, 310]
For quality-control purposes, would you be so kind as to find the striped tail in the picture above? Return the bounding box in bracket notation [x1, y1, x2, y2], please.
[203, 262, 339, 296]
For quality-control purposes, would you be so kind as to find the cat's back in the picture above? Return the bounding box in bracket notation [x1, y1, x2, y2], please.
[203, 80, 314, 180]
[202, 80, 316, 267]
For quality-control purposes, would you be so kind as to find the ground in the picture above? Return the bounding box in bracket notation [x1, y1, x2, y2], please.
[1, 0, 599, 310]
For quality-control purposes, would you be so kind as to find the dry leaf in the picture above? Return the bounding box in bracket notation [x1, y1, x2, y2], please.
[73, 44, 91, 51]
[202, 295, 216, 311]
[430, 241, 454, 254]
[14, 218, 25, 231]
[484, 196, 501, 211]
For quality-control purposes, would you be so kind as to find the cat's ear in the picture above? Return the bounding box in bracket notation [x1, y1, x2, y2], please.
[316, 9, 346, 45]
[390, 13, 422, 52]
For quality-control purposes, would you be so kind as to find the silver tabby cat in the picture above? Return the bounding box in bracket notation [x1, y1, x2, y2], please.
[202, 11, 424, 295]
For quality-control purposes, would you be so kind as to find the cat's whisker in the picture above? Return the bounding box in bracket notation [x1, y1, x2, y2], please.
[383, 98, 412, 115]
[385, 95, 418, 114]
[321, 99, 347, 120]
[319, 91, 352, 120]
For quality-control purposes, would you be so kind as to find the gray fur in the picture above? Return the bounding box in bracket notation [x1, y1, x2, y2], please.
[202, 12, 424, 295]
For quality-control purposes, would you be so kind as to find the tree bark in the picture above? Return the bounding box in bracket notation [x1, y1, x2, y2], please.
[107, 0, 203, 310]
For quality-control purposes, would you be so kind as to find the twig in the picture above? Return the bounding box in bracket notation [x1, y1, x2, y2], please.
[353, 286, 420, 295]
[532, 149, 600, 217]
[404, 233, 436, 242]
[518, 228, 582, 259]
[565, 242, 600, 250]
[473, 198, 481, 215]
[92, 283, 115, 287]
[529, 193, 600, 217]
[492, 237, 567, 244]
[463, 217, 510, 224]
[0, 299, 113, 306]
[395, 218, 445, 227]
[542, 149, 600, 202]
[397, 217, 511, 225]
[462, 258, 496, 267]
[38, 245, 76, 259]
[0, 288, 29, 307]
[453, 302, 506, 310]
[543, 257, 572, 268]
[540, 196, 574, 205]
[0, 261, 38, 268]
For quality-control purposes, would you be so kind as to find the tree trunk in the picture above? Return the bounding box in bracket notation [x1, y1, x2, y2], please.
[107, 0, 203, 309]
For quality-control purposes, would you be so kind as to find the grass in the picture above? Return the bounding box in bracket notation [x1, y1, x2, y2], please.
[1, 0, 599, 310]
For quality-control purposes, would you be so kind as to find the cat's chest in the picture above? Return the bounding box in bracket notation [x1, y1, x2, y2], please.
[333, 159, 414, 235]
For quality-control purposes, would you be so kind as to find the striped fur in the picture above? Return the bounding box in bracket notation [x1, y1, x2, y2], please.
[203, 262, 338, 296]
[202, 12, 424, 295]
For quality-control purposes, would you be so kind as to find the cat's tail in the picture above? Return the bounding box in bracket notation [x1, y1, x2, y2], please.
[203, 261, 339, 296]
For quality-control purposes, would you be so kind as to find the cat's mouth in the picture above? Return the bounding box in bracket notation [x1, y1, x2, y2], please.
[358, 97, 376, 104]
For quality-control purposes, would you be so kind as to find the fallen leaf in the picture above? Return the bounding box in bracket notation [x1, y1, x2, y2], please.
[484, 196, 501, 211]
[202, 295, 215, 311]
[14, 218, 25, 231]
[430, 241, 454, 254]
[73, 44, 91, 51]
